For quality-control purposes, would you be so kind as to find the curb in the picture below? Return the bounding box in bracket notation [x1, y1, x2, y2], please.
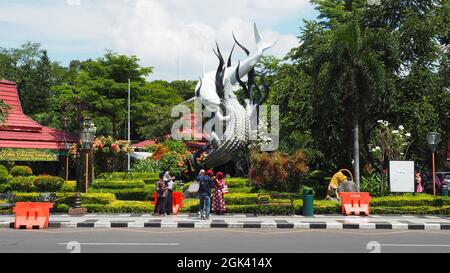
[4, 222, 450, 230]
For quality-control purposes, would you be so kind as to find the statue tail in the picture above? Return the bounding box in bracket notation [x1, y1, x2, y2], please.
[254, 22, 276, 54]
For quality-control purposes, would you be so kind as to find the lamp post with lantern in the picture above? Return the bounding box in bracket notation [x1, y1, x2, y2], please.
[426, 132, 442, 196]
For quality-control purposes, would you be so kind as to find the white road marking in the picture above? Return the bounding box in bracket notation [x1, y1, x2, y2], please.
[58, 242, 179, 246]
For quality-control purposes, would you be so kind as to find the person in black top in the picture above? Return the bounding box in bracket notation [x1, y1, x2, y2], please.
[198, 170, 214, 220]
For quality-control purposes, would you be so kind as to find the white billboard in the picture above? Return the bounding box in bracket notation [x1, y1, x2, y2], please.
[389, 161, 415, 193]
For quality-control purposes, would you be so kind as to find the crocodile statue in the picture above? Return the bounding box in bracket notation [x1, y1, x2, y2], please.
[191, 23, 275, 170]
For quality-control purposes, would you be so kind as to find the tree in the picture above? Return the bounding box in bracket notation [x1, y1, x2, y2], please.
[0, 100, 10, 124]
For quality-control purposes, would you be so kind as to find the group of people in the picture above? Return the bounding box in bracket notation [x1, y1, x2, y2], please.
[153, 169, 228, 219]
[153, 171, 175, 216]
[197, 169, 227, 220]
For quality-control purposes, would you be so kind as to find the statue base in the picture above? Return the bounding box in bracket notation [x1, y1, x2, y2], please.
[68, 207, 88, 217]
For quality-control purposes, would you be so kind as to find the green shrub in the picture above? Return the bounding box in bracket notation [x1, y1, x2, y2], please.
[98, 172, 159, 181]
[143, 184, 156, 196]
[371, 195, 450, 207]
[9, 176, 36, 192]
[0, 184, 11, 193]
[14, 192, 41, 202]
[33, 175, 64, 192]
[224, 193, 259, 205]
[89, 188, 148, 201]
[91, 179, 145, 189]
[83, 201, 154, 213]
[60, 181, 76, 192]
[10, 166, 33, 177]
[360, 173, 389, 197]
[224, 178, 249, 188]
[130, 159, 163, 173]
[0, 165, 11, 185]
[55, 192, 116, 205]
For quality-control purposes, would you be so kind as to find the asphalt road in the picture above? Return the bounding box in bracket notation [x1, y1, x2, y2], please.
[1, 228, 450, 253]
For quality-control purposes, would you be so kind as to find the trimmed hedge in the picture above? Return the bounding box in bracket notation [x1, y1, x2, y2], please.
[89, 188, 148, 201]
[10, 166, 33, 177]
[371, 195, 450, 207]
[9, 176, 36, 192]
[14, 192, 116, 205]
[56, 192, 116, 205]
[97, 172, 159, 181]
[33, 175, 64, 192]
[60, 181, 76, 192]
[0, 165, 11, 185]
[91, 179, 145, 189]
[83, 201, 154, 213]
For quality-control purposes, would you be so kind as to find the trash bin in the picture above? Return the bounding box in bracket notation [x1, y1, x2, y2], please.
[441, 185, 449, 197]
[302, 194, 314, 216]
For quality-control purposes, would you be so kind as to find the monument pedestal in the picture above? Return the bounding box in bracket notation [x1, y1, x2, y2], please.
[68, 207, 87, 217]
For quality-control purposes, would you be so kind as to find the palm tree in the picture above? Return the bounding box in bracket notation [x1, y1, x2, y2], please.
[312, 18, 386, 190]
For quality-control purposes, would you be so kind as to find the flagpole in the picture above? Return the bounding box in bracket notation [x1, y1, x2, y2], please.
[127, 78, 131, 171]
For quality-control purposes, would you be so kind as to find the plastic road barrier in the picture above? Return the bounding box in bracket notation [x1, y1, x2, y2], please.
[339, 192, 371, 216]
[13, 202, 54, 229]
[152, 192, 183, 214]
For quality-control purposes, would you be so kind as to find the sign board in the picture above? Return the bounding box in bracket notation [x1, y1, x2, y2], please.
[0, 148, 58, 161]
[389, 161, 415, 192]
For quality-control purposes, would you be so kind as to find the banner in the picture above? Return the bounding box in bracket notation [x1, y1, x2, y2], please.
[0, 148, 58, 161]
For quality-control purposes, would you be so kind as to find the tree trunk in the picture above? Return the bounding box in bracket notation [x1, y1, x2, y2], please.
[353, 113, 360, 192]
[112, 115, 117, 139]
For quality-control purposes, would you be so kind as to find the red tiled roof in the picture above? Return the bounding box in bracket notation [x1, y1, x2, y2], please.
[0, 80, 77, 150]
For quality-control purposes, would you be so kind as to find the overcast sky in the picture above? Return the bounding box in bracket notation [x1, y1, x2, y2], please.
[0, 0, 318, 81]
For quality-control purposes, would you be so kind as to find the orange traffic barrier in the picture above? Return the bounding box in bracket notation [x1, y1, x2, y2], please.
[340, 192, 371, 216]
[152, 192, 183, 214]
[13, 202, 54, 229]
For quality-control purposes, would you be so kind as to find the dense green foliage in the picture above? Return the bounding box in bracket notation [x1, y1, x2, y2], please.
[33, 175, 64, 192]
[9, 166, 33, 177]
[9, 176, 36, 192]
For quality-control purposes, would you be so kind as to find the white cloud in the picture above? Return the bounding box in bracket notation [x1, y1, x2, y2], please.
[66, 0, 81, 6]
[1, 0, 314, 80]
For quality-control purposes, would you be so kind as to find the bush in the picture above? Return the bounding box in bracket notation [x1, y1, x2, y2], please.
[91, 179, 145, 189]
[97, 172, 159, 181]
[33, 175, 64, 192]
[9, 166, 32, 177]
[9, 176, 36, 192]
[0, 165, 11, 185]
[360, 173, 389, 197]
[55, 192, 116, 205]
[0, 184, 11, 193]
[89, 188, 148, 201]
[60, 181, 76, 192]
[82, 201, 154, 213]
[224, 193, 259, 205]
[130, 159, 163, 173]
[224, 178, 249, 188]
[371, 195, 450, 207]
[250, 149, 308, 192]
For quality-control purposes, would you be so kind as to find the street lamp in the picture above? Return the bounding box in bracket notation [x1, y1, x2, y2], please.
[426, 132, 441, 196]
[80, 116, 96, 193]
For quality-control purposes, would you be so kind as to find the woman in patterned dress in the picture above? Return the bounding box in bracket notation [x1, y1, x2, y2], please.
[212, 172, 226, 215]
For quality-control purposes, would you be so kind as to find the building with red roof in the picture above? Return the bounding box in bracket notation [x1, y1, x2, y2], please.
[0, 80, 77, 162]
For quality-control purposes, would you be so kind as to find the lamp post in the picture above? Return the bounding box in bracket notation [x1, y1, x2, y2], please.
[63, 117, 70, 181]
[426, 132, 441, 196]
[80, 116, 96, 193]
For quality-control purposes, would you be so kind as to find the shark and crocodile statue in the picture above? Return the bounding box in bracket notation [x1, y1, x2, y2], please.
[190, 23, 275, 170]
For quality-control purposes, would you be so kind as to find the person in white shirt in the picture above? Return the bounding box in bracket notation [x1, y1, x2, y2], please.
[164, 171, 175, 215]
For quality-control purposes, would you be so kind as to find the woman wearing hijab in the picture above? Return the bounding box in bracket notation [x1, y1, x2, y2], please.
[212, 172, 226, 215]
[164, 171, 174, 215]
